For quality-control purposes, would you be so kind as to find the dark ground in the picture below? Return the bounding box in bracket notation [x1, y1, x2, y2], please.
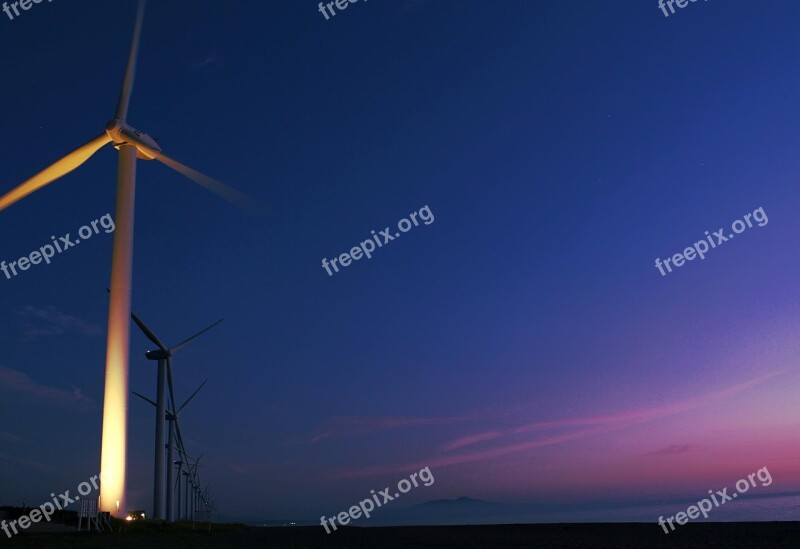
[1, 522, 799, 548]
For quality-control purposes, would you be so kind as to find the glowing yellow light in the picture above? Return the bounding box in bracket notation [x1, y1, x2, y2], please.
[99, 286, 132, 516]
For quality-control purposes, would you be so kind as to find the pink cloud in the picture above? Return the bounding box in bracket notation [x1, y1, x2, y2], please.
[512, 369, 787, 434]
[332, 370, 787, 479]
[440, 431, 502, 452]
[644, 444, 698, 457]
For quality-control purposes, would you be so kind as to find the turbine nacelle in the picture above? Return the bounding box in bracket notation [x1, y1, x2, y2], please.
[145, 349, 170, 360]
[105, 119, 161, 160]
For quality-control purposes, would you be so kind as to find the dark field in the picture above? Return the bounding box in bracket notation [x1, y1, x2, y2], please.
[2, 522, 799, 548]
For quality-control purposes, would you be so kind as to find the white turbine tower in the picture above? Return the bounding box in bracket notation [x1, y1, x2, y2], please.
[133, 379, 208, 522]
[0, 0, 254, 515]
[127, 305, 221, 520]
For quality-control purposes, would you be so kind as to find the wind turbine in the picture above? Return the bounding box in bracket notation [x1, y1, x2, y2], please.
[182, 470, 192, 520]
[173, 459, 184, 520]
[133, 379, 208, 522]
[127, 305, 221, 520]
[188, 455, 204, 521]
[0, 0, 254, 515]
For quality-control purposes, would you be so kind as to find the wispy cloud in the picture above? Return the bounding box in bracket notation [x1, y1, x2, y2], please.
[18, 305, 103, 340]
[0, 450, 59, 475]
[332, 370, 787, 479]
[301, 402, 519, 445]
[644, 444, 698, 457]
[511, 370, 788, 435]
[0, 365, 94, 410]
[225, 460, 283, 476]
[299, 415, 473, 444]
[191, 55, 219, 72]
[440, 431, 502, 452]
[0, 431, 32, 446]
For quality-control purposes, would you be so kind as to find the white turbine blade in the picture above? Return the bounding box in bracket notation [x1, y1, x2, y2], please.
[155, 153, 261, 213]
[177, 380, 208, 415]
[132, 391, 157, 407]
[173, 461, 182, 491]
[115, 0, 147, 120]
[174, 416, 189, 464]
[171, 319, 223, 354]
[0, 133, 111, 211]
[131, 312, 169, 352]
[105, 288, 169, 351]
[191, 457, 202, 485]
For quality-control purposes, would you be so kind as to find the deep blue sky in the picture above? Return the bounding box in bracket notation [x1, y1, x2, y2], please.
[2, 0, 800, 523]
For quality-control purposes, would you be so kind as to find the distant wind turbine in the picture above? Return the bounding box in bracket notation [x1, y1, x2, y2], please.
[126, 302, 221, 520]
[0, 0, 254, 515]
[133, 379, 208, 522]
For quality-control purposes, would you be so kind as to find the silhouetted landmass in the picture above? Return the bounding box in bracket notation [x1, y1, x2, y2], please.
[4, 522, 800, 548]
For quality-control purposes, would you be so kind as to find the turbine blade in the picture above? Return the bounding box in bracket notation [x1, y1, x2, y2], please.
[0, 133, 111, 211]
[178, 379, 208, 415]
[170, 379, 190, 464]
[106, 288, 169, 351]
[115, 0, 147, 120]
[155, 153, 261, 213]
[132, 391, 157, 407]
[131, 312, 169, 352]
[174, 416, 189, 465]
[173, 458, 182, 490]
[166, 356, 178, 422]
[191, 455, 203, 475]
[171, 319, 223, 354]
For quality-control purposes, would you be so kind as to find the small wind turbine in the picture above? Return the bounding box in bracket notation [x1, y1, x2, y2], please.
[188, 455, 203, 521]
[126, 304, 220, 520]
[173, 459, 183, 520]
[133, 379, 208, 522]
[181, 471, 191, 520]
[0, 0, 255, 515]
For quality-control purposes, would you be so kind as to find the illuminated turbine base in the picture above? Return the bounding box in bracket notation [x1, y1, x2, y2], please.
[99, 144, 137, 516]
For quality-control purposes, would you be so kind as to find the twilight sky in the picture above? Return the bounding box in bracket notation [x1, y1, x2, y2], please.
[1, 0, 800, 523]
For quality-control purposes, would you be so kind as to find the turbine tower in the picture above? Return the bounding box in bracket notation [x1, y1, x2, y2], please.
[0, 1, 253, 515]
[128, 306, 221, 520]
[133, 379, 209, 521]
[173, 459, 184, 520]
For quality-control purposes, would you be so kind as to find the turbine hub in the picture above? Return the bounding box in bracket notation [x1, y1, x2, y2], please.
[105, 119, 161, 160]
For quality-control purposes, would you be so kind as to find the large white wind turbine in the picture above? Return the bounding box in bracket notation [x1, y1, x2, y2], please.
[0, 0, 253, 515]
